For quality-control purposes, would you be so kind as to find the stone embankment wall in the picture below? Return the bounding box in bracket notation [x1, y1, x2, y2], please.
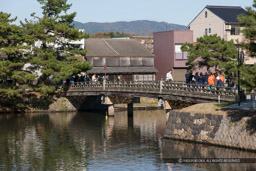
[164, 110, 256, 151]
[26, 97, 77, 113]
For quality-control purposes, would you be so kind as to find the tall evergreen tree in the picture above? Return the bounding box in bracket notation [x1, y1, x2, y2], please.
[21, 0, 92, 95]
[181, 34, 237, 72]
[238, 0, 256, 91]
[0, 12, 36, 98]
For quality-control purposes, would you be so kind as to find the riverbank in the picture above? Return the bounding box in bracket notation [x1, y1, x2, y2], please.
[0, 96, 160, 114]
[0, 96, 77, 114]
[164, 103, 256, 151]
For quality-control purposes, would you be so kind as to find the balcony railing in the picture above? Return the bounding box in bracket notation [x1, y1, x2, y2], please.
[175, 53, 188, 60]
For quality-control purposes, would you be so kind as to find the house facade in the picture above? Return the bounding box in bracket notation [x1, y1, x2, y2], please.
[188, 6, 255, 64]
[153, 30, 193, 81]
[85, 39, 157, 81]
[188, 5, 247, 43]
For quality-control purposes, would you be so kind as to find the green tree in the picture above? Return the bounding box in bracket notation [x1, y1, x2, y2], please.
[21, 0, 92, 95]
[238, 0, 256, 91]
[181, 34, 237, 72]
[0, 12, 36, 98]
[109, 32, 115, 38]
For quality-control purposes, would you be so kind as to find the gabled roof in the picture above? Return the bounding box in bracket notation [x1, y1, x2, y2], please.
[206, 5, 247, 23]
[85, 39, 154, 57]
[188, 5, 247, 27]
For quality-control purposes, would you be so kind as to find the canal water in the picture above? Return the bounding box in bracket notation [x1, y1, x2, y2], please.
[0, 110, 256, 171]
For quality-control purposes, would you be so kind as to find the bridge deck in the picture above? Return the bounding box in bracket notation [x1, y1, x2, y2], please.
[64, 81, 236, 103]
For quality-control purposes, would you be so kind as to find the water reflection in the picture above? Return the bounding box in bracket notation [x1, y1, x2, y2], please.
[161, 139, 256, 171]
[0, 111, 256, 170]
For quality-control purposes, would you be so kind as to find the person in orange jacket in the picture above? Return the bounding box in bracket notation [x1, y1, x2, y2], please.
[218, 72, 224, 87]
[208, 72, 215, 89]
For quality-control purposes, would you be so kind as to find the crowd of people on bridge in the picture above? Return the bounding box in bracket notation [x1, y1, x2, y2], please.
[63, 73, 89, 86]
[63, 70, 237, 91]
[166, 70, 237, 90]
[184, 71, 236, 89]
[63, 73, 121, 86]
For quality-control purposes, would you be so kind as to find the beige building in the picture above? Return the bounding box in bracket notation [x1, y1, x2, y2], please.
[188, 5, 255, 64]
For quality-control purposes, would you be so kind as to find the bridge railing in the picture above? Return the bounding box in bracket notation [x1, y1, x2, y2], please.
[68, 80, 236, 96]
[162, 82, 236, 96]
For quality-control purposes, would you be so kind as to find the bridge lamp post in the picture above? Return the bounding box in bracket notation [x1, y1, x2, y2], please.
[237, 46, 244, 106]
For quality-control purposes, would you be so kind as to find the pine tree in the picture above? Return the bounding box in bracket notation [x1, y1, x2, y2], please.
[21, 0, 92, 95]
[0, 12, 36, 99]
[181, 34, 237, 72]
[238, 0, 256, 91]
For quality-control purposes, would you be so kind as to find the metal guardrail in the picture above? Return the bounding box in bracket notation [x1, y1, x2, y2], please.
[66, 81, 236, 97]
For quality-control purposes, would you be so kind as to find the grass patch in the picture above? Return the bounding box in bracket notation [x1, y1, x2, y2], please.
[215, 102, 236, 108]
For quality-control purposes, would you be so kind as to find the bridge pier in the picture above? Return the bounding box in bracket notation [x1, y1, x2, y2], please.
[127, 103, 134, 117]
[107, 105, 115, 117]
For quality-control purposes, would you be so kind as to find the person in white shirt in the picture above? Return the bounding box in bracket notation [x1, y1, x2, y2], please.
[166, 70, 173, 83]
[92, 74, 97, 84]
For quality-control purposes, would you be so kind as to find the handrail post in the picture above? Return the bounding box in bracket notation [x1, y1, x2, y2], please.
[160, 79, 163, 94]
[103, 79, 106, 90]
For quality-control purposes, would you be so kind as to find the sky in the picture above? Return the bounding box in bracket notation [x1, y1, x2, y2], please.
[0, 0, 253, 26]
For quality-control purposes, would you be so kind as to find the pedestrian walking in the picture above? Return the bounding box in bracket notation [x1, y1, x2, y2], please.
[195, 72, 200, 85]
[166, 70, 173, 83]
[185, 71, 190, 84]
[189, 72, 195, 84]
[92, 74, 97, 84]
[218, 72, 224, 87]
[203, 72, 209, 86]
[208, 73, 215, 90]
[198, 72, 204, 88]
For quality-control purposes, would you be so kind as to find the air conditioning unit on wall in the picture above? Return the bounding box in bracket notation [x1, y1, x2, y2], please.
[225, 25, 231, 30]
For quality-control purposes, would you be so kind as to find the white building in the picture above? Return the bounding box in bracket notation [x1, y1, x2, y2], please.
[188, 5, 255, 64]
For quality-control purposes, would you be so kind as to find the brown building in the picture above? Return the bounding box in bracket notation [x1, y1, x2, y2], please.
[85, 39, 157, 81]
[153, 30, 193, 81]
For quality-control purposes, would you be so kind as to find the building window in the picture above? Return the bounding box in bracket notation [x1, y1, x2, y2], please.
[134, 74, 154, 81]
[209, 28, 211, 34]
[205, 11, 207, 18]
[231, 26, 240, 35]
[205, 28, 208, 35]
[175, 44, 188, 60]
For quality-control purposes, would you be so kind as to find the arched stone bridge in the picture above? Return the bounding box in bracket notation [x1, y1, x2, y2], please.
[62, 81, 237, 116]
[64, 81, 236, 103]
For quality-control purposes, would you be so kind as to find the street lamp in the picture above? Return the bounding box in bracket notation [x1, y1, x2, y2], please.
[237, 47, 244, 106]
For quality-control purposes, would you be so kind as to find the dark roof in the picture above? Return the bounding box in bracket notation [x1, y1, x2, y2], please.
[85, 39, 154, 57]
[87, 67, 157, 74]
[206, 5, 247, 23]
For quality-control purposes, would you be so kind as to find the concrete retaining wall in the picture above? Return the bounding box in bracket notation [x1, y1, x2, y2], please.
[164, 110, 256, 151]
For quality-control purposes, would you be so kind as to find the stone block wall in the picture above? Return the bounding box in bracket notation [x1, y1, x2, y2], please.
[26, 97, 78, 113]
[164, 111, 256, 151]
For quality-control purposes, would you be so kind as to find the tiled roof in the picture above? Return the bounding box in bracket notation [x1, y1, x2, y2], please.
[85, 39, 154, 57]
[206, 5, 247, 23]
